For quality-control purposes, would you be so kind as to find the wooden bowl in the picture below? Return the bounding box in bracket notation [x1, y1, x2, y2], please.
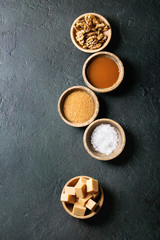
[70, 13, 112, 53]
[61, 176, 104, 219]
[58, 86, 99, 127]
[82, 51, 124, 93]
[83, 119, 126, 161]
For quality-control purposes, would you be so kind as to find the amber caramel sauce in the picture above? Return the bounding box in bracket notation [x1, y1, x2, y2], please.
[87, 56, 119, 88]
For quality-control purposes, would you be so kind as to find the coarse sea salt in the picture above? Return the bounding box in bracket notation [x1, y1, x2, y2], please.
[91, 124, 119, 155]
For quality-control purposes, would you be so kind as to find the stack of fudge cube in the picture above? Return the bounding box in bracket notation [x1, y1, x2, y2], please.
[61, 177, 99, 216]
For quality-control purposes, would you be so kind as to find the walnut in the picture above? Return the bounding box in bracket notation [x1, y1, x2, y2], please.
[91, 43, 102, 50]
[73, 14, 110, 50]
[95, 23, 105, 29]
[83, 23, 91, 33]
[86, 35, 97, 42]
[84, 14, 93, 26]
[86, 32, 96, 37]
[97, 33, 103, 41]
[103, 25, 109, 31]
[76, 31, 84, 42]
[92, 15, 100, 25]
[79, 40, 84, 46]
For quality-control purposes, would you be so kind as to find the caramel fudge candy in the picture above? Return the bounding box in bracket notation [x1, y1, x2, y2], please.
[77, 193, 92, 207]
[79, 177, 87, 184]
[85, 199, 98, 211]
[75, 179, 86, 198]
[64, 186, 75, 195]
[72, 202, 86, 216]
[86, 178, 99, 193]
[92, 192, 99, 200]
[61, 193, 75, 204]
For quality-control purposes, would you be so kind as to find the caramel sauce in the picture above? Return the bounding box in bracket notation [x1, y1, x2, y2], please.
[87, 56, 119, 88]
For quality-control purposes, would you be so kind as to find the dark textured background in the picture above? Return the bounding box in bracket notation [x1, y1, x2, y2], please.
[0, 0, 160, 239]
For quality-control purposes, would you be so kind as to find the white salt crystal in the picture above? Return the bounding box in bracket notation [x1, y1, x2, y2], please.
[91, 124, 119, 155]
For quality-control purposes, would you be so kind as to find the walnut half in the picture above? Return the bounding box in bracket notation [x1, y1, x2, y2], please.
[74, 14, 109, 50]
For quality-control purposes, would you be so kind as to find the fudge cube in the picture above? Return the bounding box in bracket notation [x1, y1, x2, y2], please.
[72, 202, 86, 216]
[75, 180, 86, 198]
[86, 178, 99, 193]
[77, 193, 92, 207]
[79, 177, 87, 184]
[85, 199, 98, 211]
[61, 193, 75, 204]
[92, 192, 99, 200]
[64, 186, 75, 195]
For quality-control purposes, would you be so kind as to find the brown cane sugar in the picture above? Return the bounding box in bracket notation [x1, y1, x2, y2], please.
[63, 90, 95, 123]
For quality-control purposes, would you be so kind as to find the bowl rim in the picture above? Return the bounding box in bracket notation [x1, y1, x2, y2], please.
[83, 118, 126, 160]
[58, 86, 99, 127]
[82, 51, 125, 93]
[70, 12, 112, 53]
[61, 175, 104, 219]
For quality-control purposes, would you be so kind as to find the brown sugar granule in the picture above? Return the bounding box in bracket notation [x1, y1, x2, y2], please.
[63, 90, 95, 123]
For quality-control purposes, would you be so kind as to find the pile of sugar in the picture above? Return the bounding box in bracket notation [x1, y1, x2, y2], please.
[63, 90, 95, 123]
[91, 124, 119, 155]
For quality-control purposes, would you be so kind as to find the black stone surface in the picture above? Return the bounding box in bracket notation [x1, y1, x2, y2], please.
[0, 0, 160, 239]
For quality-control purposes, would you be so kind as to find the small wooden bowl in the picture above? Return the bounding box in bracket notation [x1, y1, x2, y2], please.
[61, 176, 104, 219]
[70, 13, 112, 53]
[82, 51, 124, 93]
[83, 119, 126, 161]
[58, 86, 99, 127]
